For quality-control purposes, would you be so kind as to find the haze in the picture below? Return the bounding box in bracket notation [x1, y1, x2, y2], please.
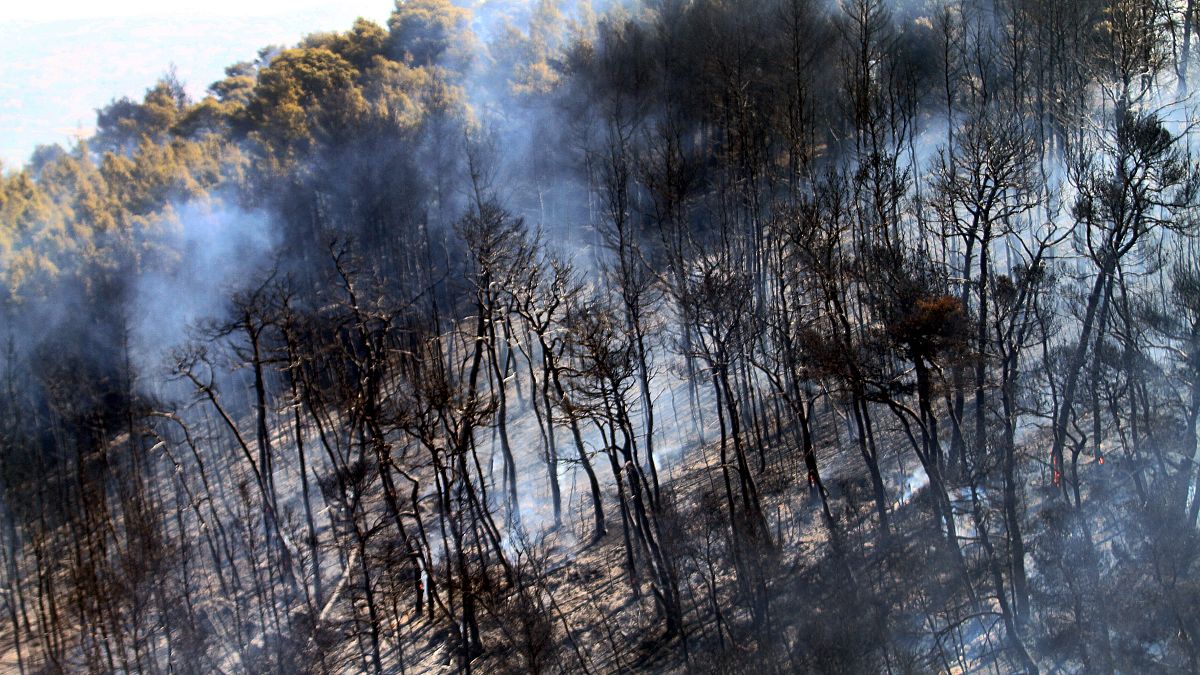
[0, 1, 390, 167]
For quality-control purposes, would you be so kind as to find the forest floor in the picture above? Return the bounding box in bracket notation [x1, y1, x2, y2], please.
[0, 358, 1115, 673]
[383, 369, 989, 674]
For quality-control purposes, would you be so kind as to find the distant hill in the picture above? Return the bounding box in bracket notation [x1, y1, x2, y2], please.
[0, 6, 389, 167]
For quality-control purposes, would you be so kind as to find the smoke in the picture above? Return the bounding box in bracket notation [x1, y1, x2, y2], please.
[130, 197, 277, 378]
[897, 466, 929, 506]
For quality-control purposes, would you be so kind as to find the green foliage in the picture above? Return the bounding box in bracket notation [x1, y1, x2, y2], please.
[242, 47, 368, 171]
[302, 18, 390, 72]
[1, 112, 245, 300]
[209, 62, 258, 107]
[363, 57, 438, 131]
[94, 76, 189, 154]
[387, 0, 475, 69]
[1, 1, 486, 302]
[490, 0, 569, 98]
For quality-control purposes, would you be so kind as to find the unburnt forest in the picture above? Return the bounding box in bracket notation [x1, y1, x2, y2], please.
[2, 0, 1200, 672]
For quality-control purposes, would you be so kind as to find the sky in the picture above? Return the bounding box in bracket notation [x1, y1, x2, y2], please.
[0, 1, 394, 168]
